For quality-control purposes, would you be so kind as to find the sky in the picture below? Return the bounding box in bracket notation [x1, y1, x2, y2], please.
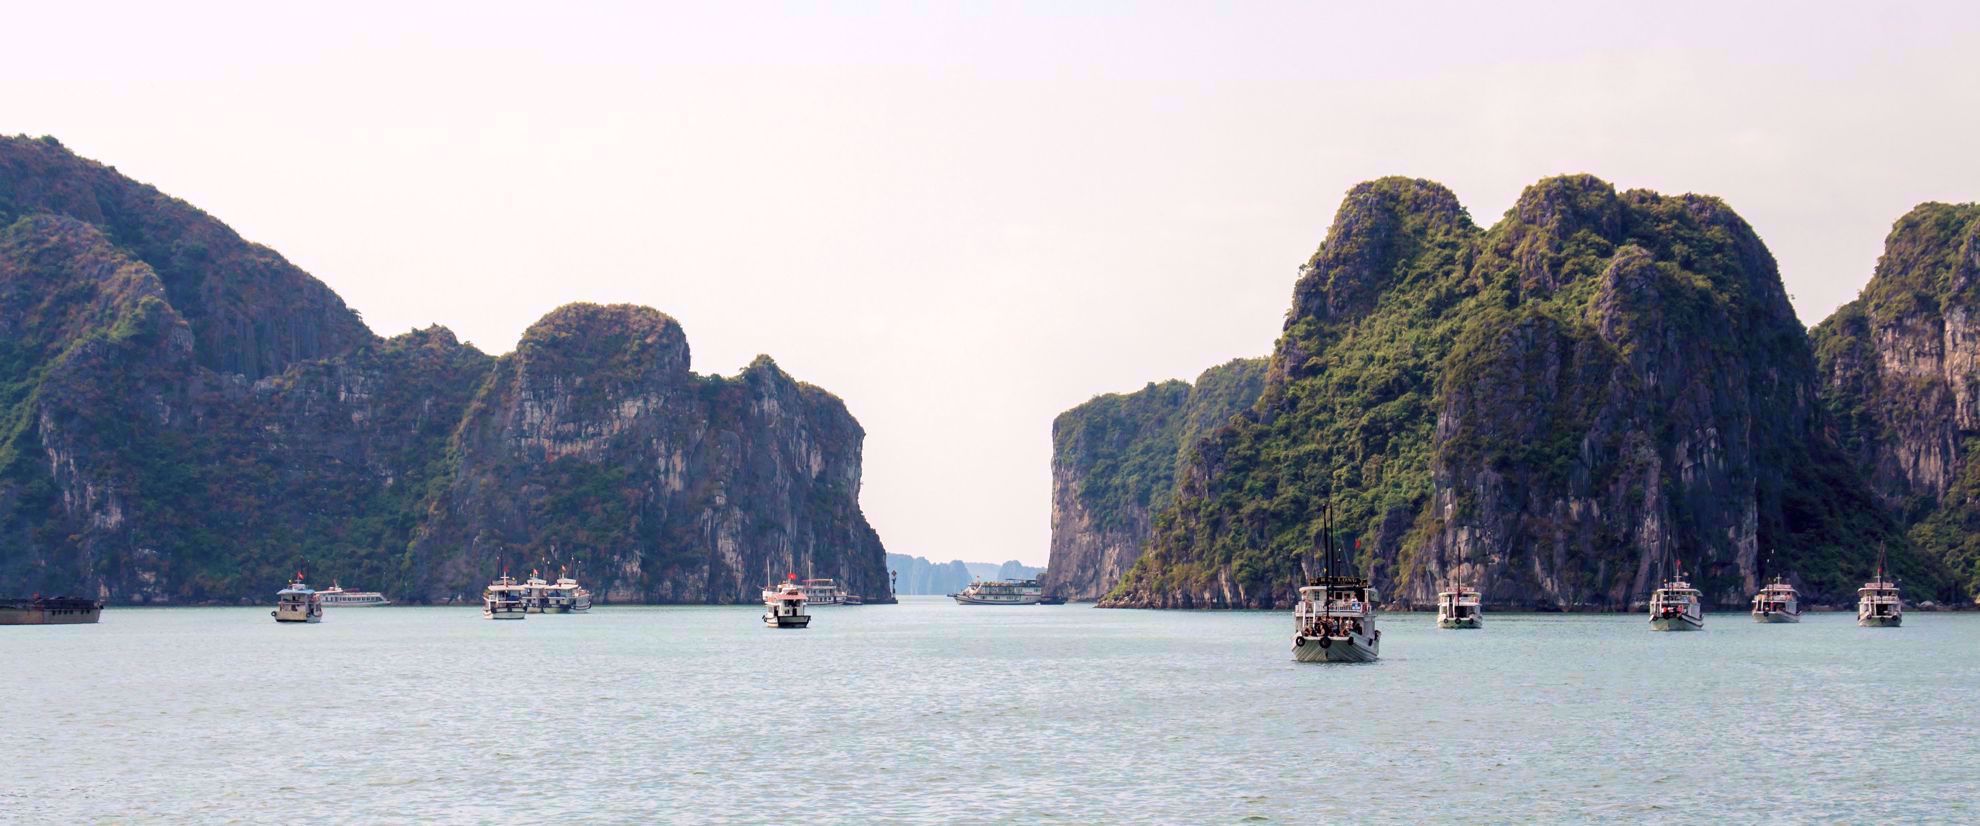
[7, 2, 1980, 566]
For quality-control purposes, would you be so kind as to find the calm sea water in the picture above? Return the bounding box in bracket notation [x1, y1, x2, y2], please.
[5, 597, 1977, 823]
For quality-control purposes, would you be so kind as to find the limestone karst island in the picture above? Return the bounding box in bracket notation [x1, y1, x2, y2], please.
[9, 5, 1980, 819]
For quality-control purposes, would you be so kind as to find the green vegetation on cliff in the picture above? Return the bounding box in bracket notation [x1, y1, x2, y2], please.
[1106, 176, 1935, 609]
[1044, 358, 1268, 600]
[1813, 202, 1980, 598]
[0, 138, 891, 604]
[1051, 358, 1267, 533]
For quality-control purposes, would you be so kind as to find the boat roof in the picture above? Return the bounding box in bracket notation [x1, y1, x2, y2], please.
[277, 587, 315, 595]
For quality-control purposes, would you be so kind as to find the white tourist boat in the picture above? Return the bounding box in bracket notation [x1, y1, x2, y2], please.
[317, 583, 390, 607]
[1649, 567, 1704, 631]
[1750, 576, 1801, 623]
[552, 572, 592, 613]
[521, 571, 566, 614]
[1435, 582, 1482, 629]
[1858, 557, 1902, 628]
[950, 578, 1043, 605]
[763, 580, 812, 628]
[484, 574, 527, 620]
[1294, 576, 1381, 662]
[1292, 506, 1379, 662]
[273, 576, 323, 623]
[801, 578, 845, 606]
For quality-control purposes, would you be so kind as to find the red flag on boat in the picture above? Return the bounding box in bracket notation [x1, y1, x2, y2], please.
[787, 572, 797, 581]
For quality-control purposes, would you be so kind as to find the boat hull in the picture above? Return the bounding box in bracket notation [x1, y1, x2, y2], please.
[1436, 616, 1482, 629]
[764, 614, 811, 628]
[1859, 614, 1902, 628]
[1751, 610, 1800, 623]
[484, 604, 526, 620]
[1650, 615, 1703, 631]
[1292, 633, 1380, 663]
[951, 594, 1041, 605]
[273, 612, 320, 624]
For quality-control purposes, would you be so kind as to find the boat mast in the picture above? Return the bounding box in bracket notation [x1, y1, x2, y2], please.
[1322, 499, 1334, 582]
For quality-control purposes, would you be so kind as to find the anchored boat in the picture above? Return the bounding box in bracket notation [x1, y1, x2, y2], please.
[1857, 555, 1902, 628]
[950, 578, 1044, 605]
[521, 571, 566, 614]
[0, 596, 103, 625]
[318, 583, 390, 607]
[1435, 582, 1482, 629]
[800, 578, 845, 606]
[1750, 576, 1802, 623]
[1649, 566, 1704, 631]
[484, 574, 527, 620]
[763, 578, 812, 628]
[552, 571, 593, 612]
[273, 576, 324, 623]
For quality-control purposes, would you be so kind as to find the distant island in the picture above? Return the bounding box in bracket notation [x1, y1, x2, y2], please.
[1051, 176, 1980, 611]
[886, 554, 1042, 595]
[0, 135, 892, 605]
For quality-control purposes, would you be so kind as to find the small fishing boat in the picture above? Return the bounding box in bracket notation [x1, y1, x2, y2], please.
[1857, 555, 1902, 628]
[1750, 576, 1801, 623]
[484, 574, 527, 620]
[273, 576, 323, 623]
[1435, 582, 1482, 629]
[1649, 566, 1704, 631]
[763, 578, 812, 628]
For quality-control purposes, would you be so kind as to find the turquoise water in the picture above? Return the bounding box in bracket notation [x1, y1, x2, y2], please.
[5, 598, 1976, 822]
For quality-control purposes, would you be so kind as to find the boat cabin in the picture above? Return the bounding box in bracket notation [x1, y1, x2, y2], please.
[1295, 576, 1375, 633]
[274, 580, 323, 623]
[1437, 587, 1481, 621]
[1858, 579, 1901, 619]
[1650, 580, 1700, 610]
[764, 584, 811, 628]
[1752, 579, 1799, 613]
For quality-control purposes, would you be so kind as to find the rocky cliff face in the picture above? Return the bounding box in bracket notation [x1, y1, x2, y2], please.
[0, 137, 891, 603]
[1102, 176, 1933, 609]
[0, 135, 370, 379]
[1814, 203, 1980, 597]
[407, 304, 890, 603]
[1044, 358, 1265, 600]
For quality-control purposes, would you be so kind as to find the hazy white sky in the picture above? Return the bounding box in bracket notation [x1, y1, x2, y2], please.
[8, 2, 1979, 565]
